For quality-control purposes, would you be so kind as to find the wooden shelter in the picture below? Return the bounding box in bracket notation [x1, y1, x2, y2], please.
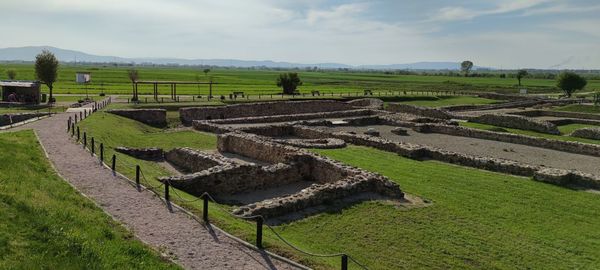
[133, 81, 216, 101]
[0, 81, 41, 104]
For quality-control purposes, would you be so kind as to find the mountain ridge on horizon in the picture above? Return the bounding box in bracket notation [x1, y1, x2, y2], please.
[0, 45, 493, 70]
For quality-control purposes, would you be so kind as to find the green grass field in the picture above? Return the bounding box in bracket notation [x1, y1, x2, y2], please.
[460, 122, 600, 144]
[553, 104, 600, 114]
[72, 112, 600, 269]
[0, 130, 179, 269]
[4, 63, 600, 97]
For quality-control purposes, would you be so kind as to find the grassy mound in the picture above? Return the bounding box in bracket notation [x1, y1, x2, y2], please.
[0, 130, 179, 269]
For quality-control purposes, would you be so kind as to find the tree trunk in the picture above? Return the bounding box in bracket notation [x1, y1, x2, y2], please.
[48, 84, 53, 104]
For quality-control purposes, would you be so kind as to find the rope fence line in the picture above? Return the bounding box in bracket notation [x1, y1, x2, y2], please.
[67, 96, 368, 270]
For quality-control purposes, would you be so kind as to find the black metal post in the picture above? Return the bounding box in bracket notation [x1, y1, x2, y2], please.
[135, 165, 141, 190]
[203, 195, 209, 222]
[164, 181, 170, 202]
[91, 137, 95, 155]
[111, 154, 116, 171]
[256, 217, 264, 249]
[100, 143, 104, 161]
[341, 255, 348, 270]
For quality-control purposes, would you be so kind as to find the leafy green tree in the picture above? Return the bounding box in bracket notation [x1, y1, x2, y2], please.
[276, 73, 302, 94]
[6, 69, 17, 80]
[460, 61, 473, 77]
[127, 69, 139, 100]
[557, 72, 587, 98]
[35, 50, 59, 103]
[516, 69, 528, 86]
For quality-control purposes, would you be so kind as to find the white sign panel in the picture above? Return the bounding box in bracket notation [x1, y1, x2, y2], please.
[76, 73, 91, 84]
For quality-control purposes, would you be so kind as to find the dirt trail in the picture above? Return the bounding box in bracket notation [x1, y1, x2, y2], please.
[8, 104, 300, 270]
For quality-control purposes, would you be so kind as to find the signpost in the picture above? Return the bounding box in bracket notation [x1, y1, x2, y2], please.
[76, 72, 92, 99]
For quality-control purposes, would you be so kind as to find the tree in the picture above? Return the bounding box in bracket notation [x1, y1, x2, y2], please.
[516, 69, 528, 86]
[127, 69, 139, 100]
[203, 68, 210, 76]
[35, 50, 59, 103]
[276, 73, 302, 94]
[557, 71, 587, 98]
[460, 61, 473, 77]
[6, 69, 17, 80]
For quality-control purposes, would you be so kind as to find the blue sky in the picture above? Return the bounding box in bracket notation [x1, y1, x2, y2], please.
[0, 0, 599, 68]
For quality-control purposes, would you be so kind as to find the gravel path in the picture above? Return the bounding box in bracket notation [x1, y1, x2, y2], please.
[8, 105, 300, 270]
[323, 125, 600, 176]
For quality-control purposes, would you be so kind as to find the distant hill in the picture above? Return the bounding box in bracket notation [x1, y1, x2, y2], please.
[0, 46, 486, 70]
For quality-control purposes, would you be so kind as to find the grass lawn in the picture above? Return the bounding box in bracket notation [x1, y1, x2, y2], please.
[460, 121, 600, 144]
[0, 105, 67, 114]
[387, 95, 498, 107]
[0, 130, 179, 269]
[74, 112, 600, 269]
[311, 145, 600, 269]
[553, 104, 600, 114]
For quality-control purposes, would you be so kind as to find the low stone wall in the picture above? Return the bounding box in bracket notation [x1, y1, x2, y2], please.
[161, 131, 404, 218]
[386, 104, 453, 119]
[511, 110, 600, 121]
[115, 147, 163, 160]
[571, 127, 600, 140]
[180, 100, 359, 125]
[346, 98, 384, 109]
[294, 124, 600, 189]
[0, 112, 51, 127]
[470, 114, 560, 134]
[217, 132, 300, 164]
[107, 109, 167, 127]
[196, 109, 376, 126]
[272, 138, 346, 149]
[161, 163, 305, 197]
[165, 148, 230, 173]
[414, 124, 600, 157]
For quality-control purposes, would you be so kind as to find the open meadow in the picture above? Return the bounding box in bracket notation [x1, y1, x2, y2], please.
[3, 63, 600, 97]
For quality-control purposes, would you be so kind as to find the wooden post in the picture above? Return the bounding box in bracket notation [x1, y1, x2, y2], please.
[135, 165, 140, 190]
[256, 217, 263, 249]
[203, 195, 209, 222]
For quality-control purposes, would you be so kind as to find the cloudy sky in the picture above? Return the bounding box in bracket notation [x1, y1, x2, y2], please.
[0, 0, 599, 69]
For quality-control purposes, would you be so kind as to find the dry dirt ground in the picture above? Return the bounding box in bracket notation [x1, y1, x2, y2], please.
[6, 104, 300, 270]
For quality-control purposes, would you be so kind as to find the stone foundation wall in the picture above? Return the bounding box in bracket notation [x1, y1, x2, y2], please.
[180, 100, 359, 125]
[511, 110, 600, 121]
[570, 127, 600, 140]
[386, 104, 453, 119]
[107, 109, 167, 127]
[161, 163, 305, 197]
[294, 124, 600, 189]
[217, 132, 300, 164]
[414, 124, 600, 157]
[193, 109, 376, 126]
[0, 112, 51, 126]
[470, 114, 560, 134]
[164, 148, 230, 173]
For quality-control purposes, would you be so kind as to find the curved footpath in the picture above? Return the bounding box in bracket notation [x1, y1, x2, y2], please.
[6, 103, 300, 270]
